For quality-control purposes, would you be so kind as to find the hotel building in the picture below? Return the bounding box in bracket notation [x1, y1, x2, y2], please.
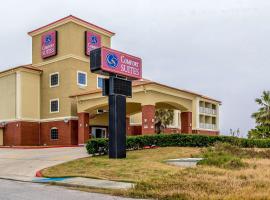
[0, 16, 221, 146]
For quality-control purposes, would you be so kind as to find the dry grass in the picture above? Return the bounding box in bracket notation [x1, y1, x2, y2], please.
[42, 147, 270, 200]
[42, 147, 199, 182]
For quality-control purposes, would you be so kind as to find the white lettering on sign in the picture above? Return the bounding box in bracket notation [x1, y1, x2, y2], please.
[121, 56, 140, 67]
[101, 47, 142, 79]
[120, 55, 140, 76]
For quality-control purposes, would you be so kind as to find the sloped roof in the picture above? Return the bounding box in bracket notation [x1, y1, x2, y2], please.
[133, 79, 221, 103]
[70, 78, 221, 104]
[0, 64, 42, 75]
[28, 15, 115, 36]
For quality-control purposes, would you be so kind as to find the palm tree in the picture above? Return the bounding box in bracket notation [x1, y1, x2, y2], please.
[155, 109, 174, 134]
[251, 91, 270, 126]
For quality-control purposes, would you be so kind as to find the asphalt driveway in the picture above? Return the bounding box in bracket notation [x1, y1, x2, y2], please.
[0, 147, 88, 181]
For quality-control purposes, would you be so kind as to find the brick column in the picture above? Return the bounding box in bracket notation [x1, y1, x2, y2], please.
[126, 116, 131, 136]
[142, 105, 155, 134]
[181, 112, 192, 133]
[78, 112, 89, 145]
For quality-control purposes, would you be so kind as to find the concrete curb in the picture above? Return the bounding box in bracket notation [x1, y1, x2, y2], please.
[0, 145, 80, 149]
[34, 170, 134, 190]
[35, 170, 43, 177]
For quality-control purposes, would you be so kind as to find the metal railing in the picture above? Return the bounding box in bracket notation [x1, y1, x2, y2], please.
[199, 123, 216, 130]
[199, 107, 217, 115]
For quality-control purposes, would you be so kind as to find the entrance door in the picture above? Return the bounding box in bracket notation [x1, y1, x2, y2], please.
[0, 129, 3, 146]
[91, 127, 107, 138]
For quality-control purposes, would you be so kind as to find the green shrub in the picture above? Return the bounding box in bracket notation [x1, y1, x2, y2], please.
[198, 143, 247, 169]
[86, 138, 108, 155]
[85, 133, 270, 155]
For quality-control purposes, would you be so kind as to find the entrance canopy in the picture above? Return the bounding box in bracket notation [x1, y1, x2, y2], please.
[70, 79, 200, 114]
[71, 79, 221, 143]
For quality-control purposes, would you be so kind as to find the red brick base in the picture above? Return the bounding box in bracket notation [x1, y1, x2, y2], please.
[78, 113, 90, 145]
[141, 105, 155, 134]
[40, 120, 78, 145]
[2, 120, 219, 146]
[192, 129, 219, 136]
[130, 125, 219, 136]
[129, 125, 142, 136]
[181, 112, 192, 133]
[131, 126, 181, 135]
[3, 120, 78, 146]
[163, 128, 181, 134]
[4, 121, 39, 146]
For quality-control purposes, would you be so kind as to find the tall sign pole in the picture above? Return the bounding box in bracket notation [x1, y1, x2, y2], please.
[90, 47, 142, 159]
[109, 86, 126, 158]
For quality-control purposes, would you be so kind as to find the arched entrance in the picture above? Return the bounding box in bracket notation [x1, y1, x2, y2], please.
[75, 89, 193, 144]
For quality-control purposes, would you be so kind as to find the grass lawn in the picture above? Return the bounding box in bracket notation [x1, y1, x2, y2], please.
[42, 147, 270, 200]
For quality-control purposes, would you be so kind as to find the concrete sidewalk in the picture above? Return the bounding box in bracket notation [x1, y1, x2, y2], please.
[32, 177, 134, 189]
[0, 147, 134, 190]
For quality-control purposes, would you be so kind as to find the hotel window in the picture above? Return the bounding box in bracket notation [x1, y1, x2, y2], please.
[50, 128, 59, 140]
[77, 71, 87, 87]
[50, 99, 59, 113]
[50, 72, 59, 87]
[97, 76, 104, 89]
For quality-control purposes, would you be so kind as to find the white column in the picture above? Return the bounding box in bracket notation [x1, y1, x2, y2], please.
[216, 104, 220, 131]
[196, 98, 200, 129]
[16, 71, 21, 119]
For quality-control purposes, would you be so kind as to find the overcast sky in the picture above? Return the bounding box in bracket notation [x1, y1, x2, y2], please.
[1, 0, 269, 137]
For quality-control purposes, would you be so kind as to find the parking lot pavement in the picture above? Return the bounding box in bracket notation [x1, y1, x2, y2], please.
[0, 147, 88, 180]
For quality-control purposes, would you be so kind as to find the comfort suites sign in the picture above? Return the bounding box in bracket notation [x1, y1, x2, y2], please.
[85, 31, 101, 56]
[90, 47, 142, 80]
[41, 31, 57, 58]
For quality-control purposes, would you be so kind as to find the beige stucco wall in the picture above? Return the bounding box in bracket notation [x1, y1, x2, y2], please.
[90, 113, 109, 126]
[39, 59, 74, 119]
[31, 20, 111, 119]
[0, 73, 16, 120]
[74, 83, 221, 131]
[130, 113, 142, 125]
[32, 22, 111, 65]
[38, 57, 108, 119]
[20, 71, 40, 119]
[68, 22, 111, 58]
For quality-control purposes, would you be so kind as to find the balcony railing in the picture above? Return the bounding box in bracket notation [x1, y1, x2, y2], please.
[199, 123, 217, 130]
[199, 107, 217, 115]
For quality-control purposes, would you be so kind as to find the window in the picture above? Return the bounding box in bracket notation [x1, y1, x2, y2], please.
[50, 72, 59, 87]
[50, 128, 59, 140]
[77, 71, 87, 87]
[50, 99, 59, 113]
[97, 76, 104, 89]
[91, 127, 107, 138]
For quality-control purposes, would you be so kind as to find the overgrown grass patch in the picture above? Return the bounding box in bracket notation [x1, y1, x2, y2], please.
[43, 146, 270, 200]
[197, 143, 247, 169]
[197, 142, 270, 169]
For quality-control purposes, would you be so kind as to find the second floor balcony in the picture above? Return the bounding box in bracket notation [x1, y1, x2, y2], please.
[199, 107, 217, 115]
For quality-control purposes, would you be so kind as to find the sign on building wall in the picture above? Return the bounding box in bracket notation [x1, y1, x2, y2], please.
[90, 47, 142, 80]
[41, 31, 57, 59]
[85, 31, 101, 56]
